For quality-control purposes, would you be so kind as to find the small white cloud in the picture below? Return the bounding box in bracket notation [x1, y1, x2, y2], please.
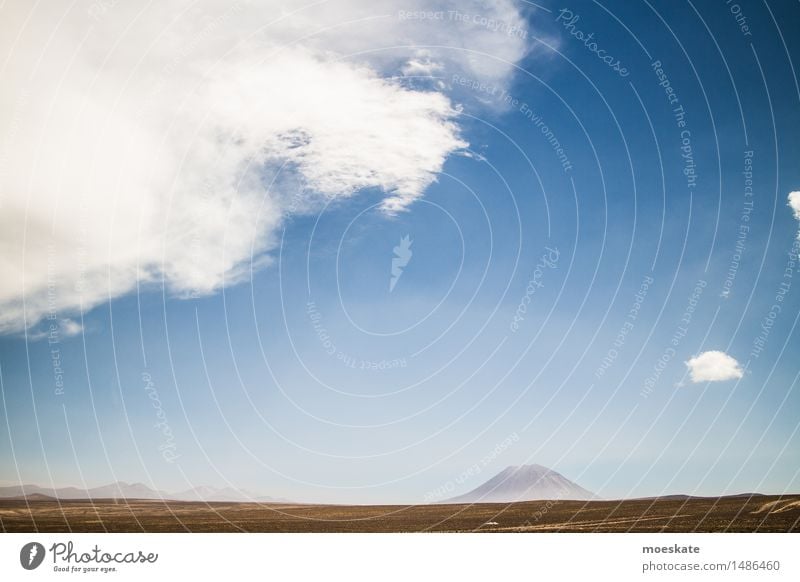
[59, 318, 84, 337]
[788, 191, 800, 221]
[401, 56, 444, 77]
[685, 351, 744, 383]
[27, 318, 84, 342]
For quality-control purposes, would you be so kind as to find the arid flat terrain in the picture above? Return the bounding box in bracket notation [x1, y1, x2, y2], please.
[1, 494, 798, 532]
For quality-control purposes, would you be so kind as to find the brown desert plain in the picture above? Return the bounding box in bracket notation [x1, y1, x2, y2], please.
[2, 495, 799, 533]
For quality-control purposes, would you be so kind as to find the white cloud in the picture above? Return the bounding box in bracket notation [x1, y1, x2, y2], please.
[789, 191, 800, 221]
[0, 0, 532, 333]
[685, 351, 744, 383]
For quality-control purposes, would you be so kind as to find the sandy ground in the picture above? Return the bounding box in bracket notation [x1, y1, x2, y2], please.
[2, 494, 798, 532]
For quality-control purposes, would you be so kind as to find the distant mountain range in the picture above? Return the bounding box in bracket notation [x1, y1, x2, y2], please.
[444, 464, 596, 503]
[0, 482, 287, 503]
[2, 465, 593, 504]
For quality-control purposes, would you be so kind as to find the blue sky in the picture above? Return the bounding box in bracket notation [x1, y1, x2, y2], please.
[1, 0, 799, 504]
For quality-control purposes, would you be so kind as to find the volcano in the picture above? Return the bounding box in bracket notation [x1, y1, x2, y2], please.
[444, 464, 596, 503]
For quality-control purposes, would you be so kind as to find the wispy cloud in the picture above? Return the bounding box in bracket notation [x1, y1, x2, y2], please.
[685, 351, 744, 383]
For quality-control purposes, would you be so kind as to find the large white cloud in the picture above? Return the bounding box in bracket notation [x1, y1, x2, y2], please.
[0, 0, 532, 334]
[789, 191, 800, 221]
[685, 351, 744, 383]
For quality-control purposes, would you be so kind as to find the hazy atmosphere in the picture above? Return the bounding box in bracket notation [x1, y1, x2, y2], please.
[1, 0, 799, 509]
